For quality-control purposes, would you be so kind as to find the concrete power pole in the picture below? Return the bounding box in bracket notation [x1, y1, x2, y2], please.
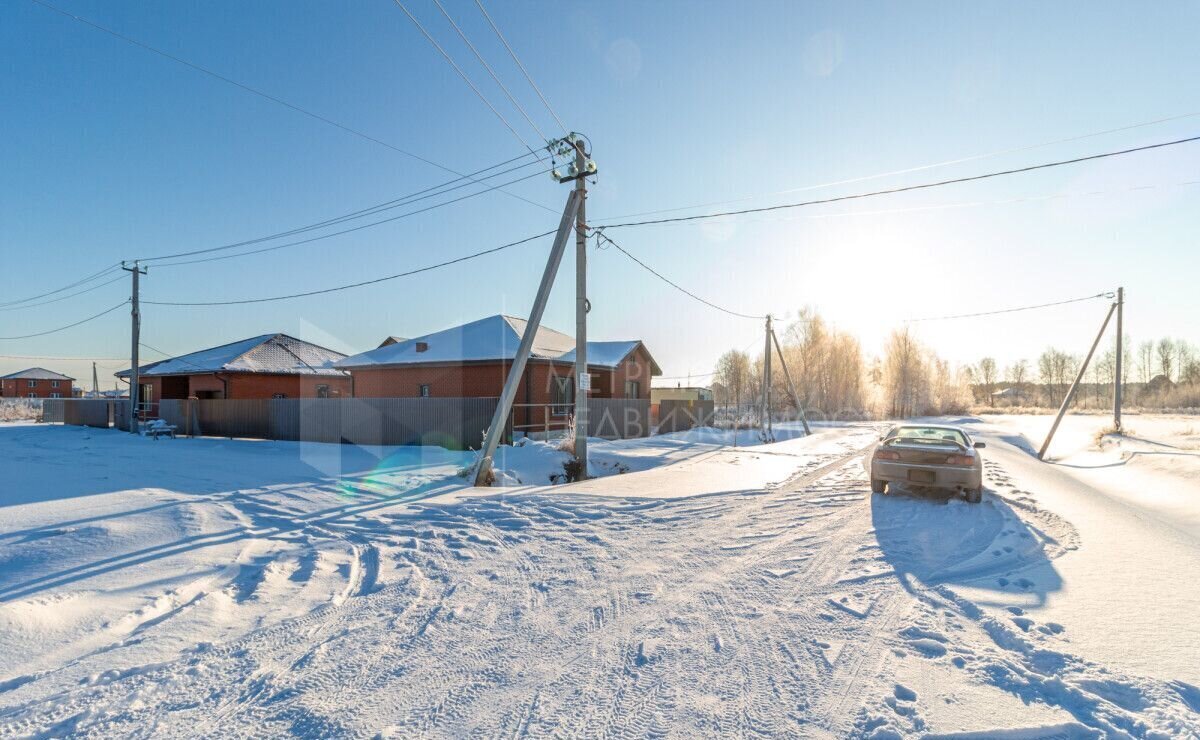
[92, 362, 98, 397]
[761, 315, 773, 442]
[122, 261, 147, 434]
[573, 139, 589, 478]
[1113, 286, 1124, 432]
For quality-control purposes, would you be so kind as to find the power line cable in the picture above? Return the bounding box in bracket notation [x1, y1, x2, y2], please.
[431, 0, 547, 143]
[0, 274, 127, 313]
[27, 0, 554, 214]
[594, 230, 766, 320]
[0, 301, 128, 340]
[142, 166, 551, 266]
[392, 0, 541, 157]
[0, 263, 122, 308]
[0, 353, 125, 363]
[143, 229, 556, 305]
[598, 135, 1200, 229]
[594, 112, 1200, 224]
[473, 0, 567, 135]
[904, 293, 1113, 323]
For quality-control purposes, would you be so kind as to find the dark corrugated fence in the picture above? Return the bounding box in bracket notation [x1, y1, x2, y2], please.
[51, 396, 650, 448]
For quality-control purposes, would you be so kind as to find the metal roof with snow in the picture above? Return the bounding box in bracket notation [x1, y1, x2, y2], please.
[117, 334, 348, 378]
[1, 367, 75, 381]
[336, 315, 660, 374]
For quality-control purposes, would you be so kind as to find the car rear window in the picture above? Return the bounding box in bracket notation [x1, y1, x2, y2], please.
[887, 427, 967, 446]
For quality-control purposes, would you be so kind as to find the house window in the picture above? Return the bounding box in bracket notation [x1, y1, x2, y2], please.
[419, 384, 430, 397]
[51, 380, 60, 388]
[272, 393, 287, 399]
[315, 384, 330, 399]
[27, 393, 36, 398]
[27, 380, 36, 388]
[50, 392, 62, 399]
[624, 380, 640, 399]
[551, 376, 573, 415]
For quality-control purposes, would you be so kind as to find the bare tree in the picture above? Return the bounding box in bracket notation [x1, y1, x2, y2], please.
[713, 350, 752, 410]
[976, 357, 998, 405]
[1158, 338, 1177, 382]
[1138, 341, 1155, 385]
[1005, 359, 1029, 405]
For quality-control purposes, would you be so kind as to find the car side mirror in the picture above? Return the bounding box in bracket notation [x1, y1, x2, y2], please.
[974, 442, 986, 449]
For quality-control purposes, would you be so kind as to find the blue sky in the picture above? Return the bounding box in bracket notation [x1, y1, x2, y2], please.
[2, 0, 1198, 385]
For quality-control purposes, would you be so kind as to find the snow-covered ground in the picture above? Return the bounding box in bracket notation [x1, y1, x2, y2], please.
[1, 418, 1198, 737]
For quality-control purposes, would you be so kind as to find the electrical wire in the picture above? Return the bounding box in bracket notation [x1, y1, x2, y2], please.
[599, 135, 1200, 230]
[473, 0, 567, 135]
[594, 230, 766, 320]
[0, 301, 128, 340]
[28, 0, 554, 214]
[594, 112, 1200, 224]
[904, 292, 1113, 323]
[0, 263, 122, 308]
[0, 274, 127, 313]
[392, 0, 541, 157]
[0, 353, 125, 364]
[142, 229, 556, 306]
[136, 155, 547, 264]
[431, 0, 546, 143]
[142, 167, 551, 267]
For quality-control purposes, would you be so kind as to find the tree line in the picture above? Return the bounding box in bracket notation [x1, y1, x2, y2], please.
[711, 311, 1199, 420]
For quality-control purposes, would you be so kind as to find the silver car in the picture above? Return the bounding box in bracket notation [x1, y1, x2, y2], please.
[866, 424, 986, 503]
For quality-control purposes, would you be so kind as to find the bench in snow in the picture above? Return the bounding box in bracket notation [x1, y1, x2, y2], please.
[144, 420, 177, 440]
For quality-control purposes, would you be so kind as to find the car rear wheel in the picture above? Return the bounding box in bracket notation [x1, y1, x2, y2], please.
[871, 479, 887, 494]
[965, 488, 983, 504]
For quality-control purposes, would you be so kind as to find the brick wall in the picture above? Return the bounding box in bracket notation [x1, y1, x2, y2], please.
[139, 373, 351, 401]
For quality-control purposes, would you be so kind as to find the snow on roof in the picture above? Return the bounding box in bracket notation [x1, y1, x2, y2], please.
[117, 334, 348, 378]
[1, 367, 75, 381]
[337, 315, 660, 375]
[559, 341, 662, 374]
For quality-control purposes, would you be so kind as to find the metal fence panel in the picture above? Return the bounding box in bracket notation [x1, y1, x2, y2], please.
[40, 399, 62, 424]
[588, 398, 651, 440]
[62, 400, 112, 428]
[657, 399, 716, 434]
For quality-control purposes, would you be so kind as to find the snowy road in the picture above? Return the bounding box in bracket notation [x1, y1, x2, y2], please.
[1, 421, 1198, 737]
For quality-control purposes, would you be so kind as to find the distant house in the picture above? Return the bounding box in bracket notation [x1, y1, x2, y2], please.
[0, 368, 75, 399]
[651, 385, 714, 404]
[337, 314, 661, 430]
[116, 333, 351, 402]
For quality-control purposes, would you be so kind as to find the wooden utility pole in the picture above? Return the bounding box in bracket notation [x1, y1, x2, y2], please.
[761, 315, 773, 442]
[474, 191, 582, 485]
[573, 139, 589, 478]
[1038, 300, 1117, 460]
[122, 261, 147, 434]
[1113, 286, 1124, 432]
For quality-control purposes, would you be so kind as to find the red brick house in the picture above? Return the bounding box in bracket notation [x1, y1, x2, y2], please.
[1, 368, 75, 399]
[117, 333, 351, 402]
[336, 315, 661, 432]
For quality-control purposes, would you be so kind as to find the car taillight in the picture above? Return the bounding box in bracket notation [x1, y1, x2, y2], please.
[874, 449, 901, 461]
[945, 454, 973, 465]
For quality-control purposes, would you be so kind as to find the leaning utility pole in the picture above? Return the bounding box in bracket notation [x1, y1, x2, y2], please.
[572, 139, 590, 478]
[474, 191, 582, 485]
[770, 327, 811, 435]
[1038, 299, 1117, 460]
[1113, 286, 1124, 432]
[760, 315, 774, 442]
[122, 261, 147, 434]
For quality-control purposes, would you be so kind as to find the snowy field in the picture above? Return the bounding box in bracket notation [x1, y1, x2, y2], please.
[1, 417, 1199, 737]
